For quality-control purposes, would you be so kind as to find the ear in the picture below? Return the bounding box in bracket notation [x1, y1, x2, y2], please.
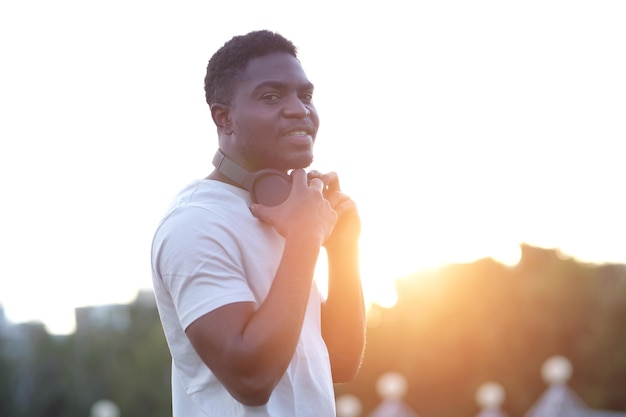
[210, 103, 233, 135]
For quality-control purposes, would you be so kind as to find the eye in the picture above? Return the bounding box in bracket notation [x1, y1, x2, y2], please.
[300, 92, 314, 103]
[262, 93, 281, 102]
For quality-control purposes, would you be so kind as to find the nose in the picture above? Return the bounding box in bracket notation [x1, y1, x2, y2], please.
[283, 95, 310, 118]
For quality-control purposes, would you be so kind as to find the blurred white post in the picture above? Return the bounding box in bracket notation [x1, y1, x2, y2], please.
[90, 399, 120, 417]
[523, 355, 588, 417]
[336, 394, 363, 417]
[541, 355, 573, 385]
[475, 382, 509, 417]
[367, 372, 419, 417]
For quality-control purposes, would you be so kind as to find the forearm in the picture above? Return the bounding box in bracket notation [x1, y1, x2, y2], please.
[322, 241, 366, 382]
[208, 169, 338, 404]
[187, 233, 323, 406]
[242, 235, 320, 369]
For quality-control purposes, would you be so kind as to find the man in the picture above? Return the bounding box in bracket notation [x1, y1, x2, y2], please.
[151, 30, 365, 416]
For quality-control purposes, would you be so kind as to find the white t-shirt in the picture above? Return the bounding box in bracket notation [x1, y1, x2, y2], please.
[151, 179, 335, 417]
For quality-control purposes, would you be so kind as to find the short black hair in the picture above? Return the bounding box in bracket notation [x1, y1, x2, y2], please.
[204, 30, 299, 106]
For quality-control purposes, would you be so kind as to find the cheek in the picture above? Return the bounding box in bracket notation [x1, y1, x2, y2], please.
[243, 112, 277, 133]
[234, 119, 260, 140]
[310, 111, 320, 131]
[236, 116, 276, 151]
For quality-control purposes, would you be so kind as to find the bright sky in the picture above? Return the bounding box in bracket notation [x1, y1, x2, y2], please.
[1, 1, 624, 335]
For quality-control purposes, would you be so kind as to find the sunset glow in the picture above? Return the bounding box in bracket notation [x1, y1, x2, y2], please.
[1, 1, 624, 335]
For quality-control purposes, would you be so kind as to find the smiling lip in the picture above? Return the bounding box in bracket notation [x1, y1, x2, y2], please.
[281, 126, 315, 144]
[283, 132, 313, 146]
[282, 125, 314, 137]
[287, 130, 309, 136]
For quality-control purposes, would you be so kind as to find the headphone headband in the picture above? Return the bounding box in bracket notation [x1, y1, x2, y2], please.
[212, 149, 248, 185]
[212, 149, 292, 206]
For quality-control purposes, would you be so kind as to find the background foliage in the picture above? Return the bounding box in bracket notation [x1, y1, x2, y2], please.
[1, 244, 625, 417]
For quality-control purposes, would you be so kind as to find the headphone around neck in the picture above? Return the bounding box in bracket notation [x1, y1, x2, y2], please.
[212, 149, 292, 206]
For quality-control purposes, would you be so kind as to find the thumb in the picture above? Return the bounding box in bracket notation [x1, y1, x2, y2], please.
[249, 203, 272, 224]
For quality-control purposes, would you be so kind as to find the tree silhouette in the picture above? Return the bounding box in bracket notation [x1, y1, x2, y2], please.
[1, 245, 625, 417]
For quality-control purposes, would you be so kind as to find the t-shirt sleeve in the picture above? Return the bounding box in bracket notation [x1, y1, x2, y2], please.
[153, 205, 256, 330]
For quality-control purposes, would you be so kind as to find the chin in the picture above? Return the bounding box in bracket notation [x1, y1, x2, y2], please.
[290, 154, 314, 170]
[275, 151, 313, 171]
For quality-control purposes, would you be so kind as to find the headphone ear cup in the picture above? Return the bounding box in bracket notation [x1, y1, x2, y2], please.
[250, 170, 292, 206]
[213, 150, 293, 206]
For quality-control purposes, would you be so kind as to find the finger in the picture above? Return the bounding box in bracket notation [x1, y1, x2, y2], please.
[310, 177, 325, 192]
[333, 197, 357, 216]
[307, 170, 323, 181]
[249, 203, 273, 224]
[290, 168, 307, 186]
[321, 172, 340, 192]
[328, 193, 351, 211]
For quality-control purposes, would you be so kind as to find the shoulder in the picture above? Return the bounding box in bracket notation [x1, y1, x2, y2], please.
[152, 180, 265, 256]
[158, 180, 250, 227]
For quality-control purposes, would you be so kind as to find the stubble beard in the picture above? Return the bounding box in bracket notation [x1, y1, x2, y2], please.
[241, 142, 314, 172]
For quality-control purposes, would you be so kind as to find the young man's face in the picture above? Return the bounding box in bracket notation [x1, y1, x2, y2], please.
[227, 52, 320, 172]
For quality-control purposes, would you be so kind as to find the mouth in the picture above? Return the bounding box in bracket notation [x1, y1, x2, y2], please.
[282, 129, 314, 147]
[283, 125, 315, 140]
[286, 130, 310, 137]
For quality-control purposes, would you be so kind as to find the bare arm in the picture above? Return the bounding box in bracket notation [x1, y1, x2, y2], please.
[185, 170, 336, 406]
[318, 172, 366, 382]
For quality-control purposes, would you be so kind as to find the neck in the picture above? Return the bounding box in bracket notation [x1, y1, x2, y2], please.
[206, 170, 242, 189]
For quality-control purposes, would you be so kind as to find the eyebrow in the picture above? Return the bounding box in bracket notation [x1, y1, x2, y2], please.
[252, 80, 315, 93]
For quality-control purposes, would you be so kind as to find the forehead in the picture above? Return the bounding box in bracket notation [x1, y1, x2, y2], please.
[240, 52, 312, 89]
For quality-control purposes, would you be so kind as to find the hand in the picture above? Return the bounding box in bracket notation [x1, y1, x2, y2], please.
[308, 171, 361, 251]
[250, 169, 337, 245]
